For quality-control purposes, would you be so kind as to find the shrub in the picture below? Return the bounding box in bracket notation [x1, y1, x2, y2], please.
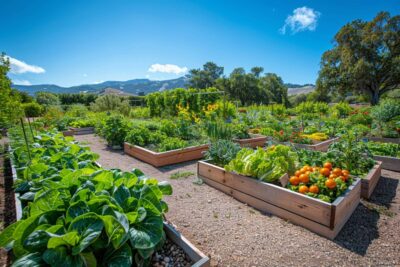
[90, 95, 131, 116]
[102, 114, 128, 147]
[331, 102, 353, 118]
[22, 102, 43, 117]
[65, 104, 89, 117]
[35, 91, 60, 106]
[125, 126, 151, 146]
[129, 107, 150, 118]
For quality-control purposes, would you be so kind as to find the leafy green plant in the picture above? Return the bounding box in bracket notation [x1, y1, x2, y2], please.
[331, 102, 353, 118]
[158, 137, 188, 152]
[225, 145, 298, 182]
[366, 141, 400, 158]
[204, 120, 233, 142]
[102, 115, 128, 147]
[22, 102, 43, 117]
[1, 129, 173, 266]
[204, 140, 241, 166]
[327, 132, 375, 176]
[125, 126, 151, 146]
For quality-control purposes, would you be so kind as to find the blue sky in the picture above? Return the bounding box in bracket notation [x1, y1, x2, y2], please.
[1, 0, 398, 87]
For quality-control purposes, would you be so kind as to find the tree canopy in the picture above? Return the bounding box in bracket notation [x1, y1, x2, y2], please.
[187, 62, 224, 89]
[0, 53, 23, 128]
[316, 12, 400, 105]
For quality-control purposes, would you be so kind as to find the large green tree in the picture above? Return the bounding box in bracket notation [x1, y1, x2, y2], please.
[216, 68, 288, 106]
[0, 53, 23, 128]
[187, 62, 224, 89]
[316, 12, 400, 105]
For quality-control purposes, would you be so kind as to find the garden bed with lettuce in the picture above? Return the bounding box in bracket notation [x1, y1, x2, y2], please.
[199, 142, 360, 239]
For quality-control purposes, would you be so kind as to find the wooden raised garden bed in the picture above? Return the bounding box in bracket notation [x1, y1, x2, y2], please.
[369, 136, 400, 144]
[62, 130, 74, 137]
[233, 134, 267, 148]
[197, 160, 361, 240]
[70, 126, 95, 135]
[164, 222, 210, 267]
[372, 155, 400, 172]
[124, 142, 209, 167]
[285, 137, 340, 152]
[360, 161, 382, 199]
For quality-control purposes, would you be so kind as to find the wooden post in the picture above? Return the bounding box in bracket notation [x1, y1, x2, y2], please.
[27, 117, 35, 139]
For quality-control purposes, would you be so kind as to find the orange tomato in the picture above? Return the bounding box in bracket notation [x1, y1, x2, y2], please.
[338, 176, 346, 182]
[299, 185, 309, 194]
[299, 173, 310, 184]
[305, 171, 311, 176]
[342, 170, 350, 176]
[289, 176, 300, 186]
[323, 162, 332, 170]
[295, 170, 301, 177]
[312, 167, 320, 172]
[309, 185, 319, 194]
[332, 168, 342, 176]
[329, 173, 338, 179]
[325, 179, 337, 189]
[320, 167, 330, 177]
[306, 166, 313, 172]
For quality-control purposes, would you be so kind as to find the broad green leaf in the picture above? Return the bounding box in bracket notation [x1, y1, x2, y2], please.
[11, 252, 45, 267]
[30, 189, 65, 217]
[139, 186, 162, 216]
[105, 243, 132, 267]
[81, 252, 97, 267]
[129, 215, 163, 249]
[13, 215, 40, 257]
[19, 192, 36, 202]
[157, 181, 173, 196]
[131, 168, 145, 179]
[68, 213, 104, 255]
[47, 231, 80, 249]
[23, 230, 52, 252]
[101, 214, 129, 249]
[91, 170, 113, 190]
[0, 221, 20, 247]
[43, 247, 84, 267]
[113, 185, 131, 209]
[66, 201, 89, 222]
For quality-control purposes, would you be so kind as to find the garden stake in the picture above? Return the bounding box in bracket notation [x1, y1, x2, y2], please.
[20, 118, 32, 161]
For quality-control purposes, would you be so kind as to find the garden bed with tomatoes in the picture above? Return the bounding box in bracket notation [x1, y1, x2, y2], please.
[197, 160, 361, 239]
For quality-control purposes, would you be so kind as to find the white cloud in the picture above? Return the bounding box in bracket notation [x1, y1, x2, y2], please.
[93, 80, 104, 84]
[5, 56, 45, 74]
[12, 79, 32, 86]
[148, 63, 188, 75]
[280, 7, 321, 34]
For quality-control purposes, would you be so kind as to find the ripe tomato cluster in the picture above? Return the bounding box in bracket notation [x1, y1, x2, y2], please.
[288, 162, 352, 202]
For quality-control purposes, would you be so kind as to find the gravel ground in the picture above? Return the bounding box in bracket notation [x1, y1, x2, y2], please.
[75, 134, 400, 267]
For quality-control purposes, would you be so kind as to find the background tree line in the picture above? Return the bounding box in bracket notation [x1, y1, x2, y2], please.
[187, 62, 289, 106]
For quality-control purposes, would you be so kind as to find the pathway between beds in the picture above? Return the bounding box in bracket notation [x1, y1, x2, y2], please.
[75, 134, 400, 267]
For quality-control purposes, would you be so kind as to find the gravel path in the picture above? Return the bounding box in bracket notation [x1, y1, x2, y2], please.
[75, 134, 400, 267]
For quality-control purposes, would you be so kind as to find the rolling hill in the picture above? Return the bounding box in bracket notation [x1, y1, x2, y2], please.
[12, 77, 188, 95]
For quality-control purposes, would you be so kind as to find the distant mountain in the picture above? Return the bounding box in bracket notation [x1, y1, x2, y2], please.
[287, 85, 316, 96]
[285, 83, 314, 88]
[12, 77, 188, 95]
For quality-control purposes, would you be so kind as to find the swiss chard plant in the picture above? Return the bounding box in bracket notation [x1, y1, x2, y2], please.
[1, 128, 173, 266]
